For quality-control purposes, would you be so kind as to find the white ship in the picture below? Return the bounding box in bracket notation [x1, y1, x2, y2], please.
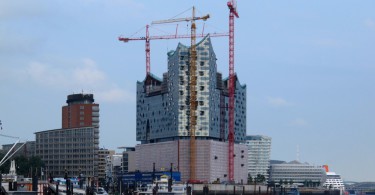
[323, 172, 345, 190]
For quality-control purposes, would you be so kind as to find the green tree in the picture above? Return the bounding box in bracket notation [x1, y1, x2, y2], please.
[0, 155, 45, 177]
[247, 173, 253, 184]
[256, 174, 266, 183]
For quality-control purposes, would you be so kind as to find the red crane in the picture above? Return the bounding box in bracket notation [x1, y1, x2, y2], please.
[227, 0, 239, 182]
[118, 26, 228, 76]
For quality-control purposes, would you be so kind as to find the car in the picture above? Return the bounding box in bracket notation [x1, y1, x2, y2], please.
[94, 187, 108, 195]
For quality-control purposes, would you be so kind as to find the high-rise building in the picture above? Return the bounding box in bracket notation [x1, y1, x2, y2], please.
[35, 93, 100, 178]
[136, 36, 246, 143]
[246, 135, 272, 180]
[62, 94, 100, 129]
[135, 36, 248, 182]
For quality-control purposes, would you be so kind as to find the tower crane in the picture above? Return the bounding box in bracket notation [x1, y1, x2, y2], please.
[151, 7, 208, 182]
[227, 0, 239, 182]
[118, 29, 228, 75]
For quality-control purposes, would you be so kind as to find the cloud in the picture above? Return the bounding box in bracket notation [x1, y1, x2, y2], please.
[289, 118, 308, 127]
[365, 19, 375, 31]
[73, 58, 106, 85]
[267, 97, 291, 107]
[21, 58, 135, 103]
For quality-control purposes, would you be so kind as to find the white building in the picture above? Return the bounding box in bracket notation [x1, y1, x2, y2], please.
[246, 135, 271, 180]
[269, 161, 326, 186]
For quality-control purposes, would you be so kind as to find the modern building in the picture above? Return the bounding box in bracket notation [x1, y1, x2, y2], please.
[136, 36, 246, 144]
[135, 35, 247, 183]
[35, 93, 100, 179]
[98, 148, 115, 180]
[245, 135, 271, 180]
[35, 127, 99, 178]
[2, 141, 36, 158]
[62, 93, 99, 129]
[268, 160, 326, 186]
[119, 147, 136, 173]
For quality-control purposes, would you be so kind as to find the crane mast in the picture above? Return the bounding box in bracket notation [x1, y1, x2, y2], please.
[227, 0, 239, 182]
[189, 6, 198, 182]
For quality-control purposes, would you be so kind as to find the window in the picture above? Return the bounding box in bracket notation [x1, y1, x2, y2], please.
[199, 71, 204, 76]
[200, 86, 204, 91]
[199, 101, 204, 106]
[200, 111, 204, 116]
[200, 61, 204, 66]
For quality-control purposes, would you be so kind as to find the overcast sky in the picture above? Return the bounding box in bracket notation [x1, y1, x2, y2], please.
[1, 0, 374, 182]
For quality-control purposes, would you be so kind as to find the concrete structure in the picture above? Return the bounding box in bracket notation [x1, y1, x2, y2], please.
[268, 160, 326, 186]
[2, 141, 36, 158]
[62, 93, 99, 129]
[135, 140, 248, 183]
[35, 127, 99, 178]
[245, 135, 271, 180]
[98, 148, 115, 180]
[135, 36, 247, 182]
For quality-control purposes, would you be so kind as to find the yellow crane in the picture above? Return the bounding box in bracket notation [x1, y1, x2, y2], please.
[152, 7, 209, 181]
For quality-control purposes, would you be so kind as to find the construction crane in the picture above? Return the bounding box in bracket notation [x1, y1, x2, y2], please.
[118, 28, 228, 76]
[227, 0, 239, 182]
[151, 7, 208, 182]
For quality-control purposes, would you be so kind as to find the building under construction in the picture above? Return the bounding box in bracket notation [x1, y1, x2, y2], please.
[135, 35, 247, 183]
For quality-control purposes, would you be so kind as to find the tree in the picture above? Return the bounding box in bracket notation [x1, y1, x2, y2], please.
[256, 174, 266, 183]
[0, 153, 11, 173]
[0, 155, 45, 177]
[247, 173, 253, 184]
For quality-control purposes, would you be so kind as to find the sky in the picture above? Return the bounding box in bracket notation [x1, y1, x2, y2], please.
[1, 0, 374, 182]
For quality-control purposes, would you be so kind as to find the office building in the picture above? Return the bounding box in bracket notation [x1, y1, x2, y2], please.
[246, 135, 271, 180]
[269, 160, 326, 186]
[35, 93, 100, 178]
[35, 127, 99, 178]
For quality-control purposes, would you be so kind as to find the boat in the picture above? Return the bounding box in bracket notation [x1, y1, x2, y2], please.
[323, 172, 345, 191]
[137, 175, 190, 195]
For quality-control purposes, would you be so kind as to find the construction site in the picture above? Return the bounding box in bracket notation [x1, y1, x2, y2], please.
[119, 0, 247, 183]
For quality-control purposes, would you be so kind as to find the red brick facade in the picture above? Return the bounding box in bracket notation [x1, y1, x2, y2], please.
[61, 94, 99, 128]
